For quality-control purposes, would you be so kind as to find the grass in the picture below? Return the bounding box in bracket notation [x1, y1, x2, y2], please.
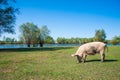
[0, 46, 120, 80]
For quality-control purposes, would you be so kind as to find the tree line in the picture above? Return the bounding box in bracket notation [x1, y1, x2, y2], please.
[57, 29, 106, 44]
[57, 29, 120, 45]
[56, 36, 120, 45]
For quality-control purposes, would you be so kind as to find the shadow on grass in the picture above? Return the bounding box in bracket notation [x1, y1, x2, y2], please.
[0, 47, 74, 52]
[86, 59, 118, 63]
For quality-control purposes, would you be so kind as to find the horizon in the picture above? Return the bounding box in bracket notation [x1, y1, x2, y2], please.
[0, 0, 120, 40]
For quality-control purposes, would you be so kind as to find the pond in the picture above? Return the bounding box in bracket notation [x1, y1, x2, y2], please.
[0, 43, 119, 49]
[0, 44, 81, 49]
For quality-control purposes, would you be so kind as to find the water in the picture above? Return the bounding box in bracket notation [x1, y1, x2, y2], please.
[0, 44, 81, 49]
[0, 43, 119, 49]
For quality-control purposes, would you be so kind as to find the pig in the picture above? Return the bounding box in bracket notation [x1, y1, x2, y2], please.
[71, 42, 108, 63]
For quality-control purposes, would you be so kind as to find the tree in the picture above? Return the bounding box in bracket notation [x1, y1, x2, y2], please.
[2, 36, 16, 44]
[110, 36, 120, 45]
[19, 22, 40, 47]
[38, 25, 50, 47]
[0, 0, 19, 36]
[19, 35, 25, 44]
[45, 36, 55, 44]
[57, 37, 62, 44]
[57, 37, 66, 44]
[94, 29, 106, 42]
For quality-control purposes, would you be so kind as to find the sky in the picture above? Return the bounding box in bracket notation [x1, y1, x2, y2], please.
[1, 0, 120, 40]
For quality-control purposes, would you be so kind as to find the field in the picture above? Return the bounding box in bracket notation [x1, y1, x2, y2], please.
[0, 46, 120, 80]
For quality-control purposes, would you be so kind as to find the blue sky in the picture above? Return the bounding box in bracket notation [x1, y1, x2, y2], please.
[1, 0, 120, 40]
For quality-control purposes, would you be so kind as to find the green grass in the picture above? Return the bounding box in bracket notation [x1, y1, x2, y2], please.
[0, 46, 120, 80]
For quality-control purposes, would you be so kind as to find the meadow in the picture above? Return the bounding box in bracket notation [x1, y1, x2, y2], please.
[0, 46, 120, 80]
